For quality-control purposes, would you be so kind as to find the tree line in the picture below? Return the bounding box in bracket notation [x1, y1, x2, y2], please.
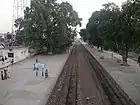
[80, 0, 140, 65]
[14, 0, 81, 54]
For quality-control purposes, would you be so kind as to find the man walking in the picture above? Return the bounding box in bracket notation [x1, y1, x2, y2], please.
[5, 56, 7, 60]
[2, 57, 4, 62]
[4, 69, 7, 79]
[45, 68, 48, 78]
[41, 64, 46, 77]
[11, 59, 14, 65]
[1, 71, 4, 80]
[34, 62, 39, 76]
[41, 63, 48, 78]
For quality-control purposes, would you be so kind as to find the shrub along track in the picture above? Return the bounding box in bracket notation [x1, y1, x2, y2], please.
[46, 42, 135, 105]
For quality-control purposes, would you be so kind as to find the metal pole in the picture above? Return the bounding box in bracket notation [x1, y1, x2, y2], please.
[12, 0, 16, 33]
[12, 0, 27, 33]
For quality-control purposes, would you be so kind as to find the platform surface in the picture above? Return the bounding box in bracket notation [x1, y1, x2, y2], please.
[0, 54, 69, 105]
[81, 41, 140, 105]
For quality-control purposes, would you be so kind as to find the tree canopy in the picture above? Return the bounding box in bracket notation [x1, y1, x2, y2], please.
[86, 0, 140, 65]
[79, 29, 88, 42]
[14, 0, 82, 53]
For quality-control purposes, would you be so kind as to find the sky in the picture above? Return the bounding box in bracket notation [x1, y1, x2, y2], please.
[0, 0, 125, 33]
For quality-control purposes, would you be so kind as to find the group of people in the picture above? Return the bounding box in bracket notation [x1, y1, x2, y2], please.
[1, 56, 7, 63]
[1, 56, 12, 80]
[0, 59, 48, 80]
[33, 59, 48, 78]
[1, 56, 14, 65]
[1, 66, 10, 80]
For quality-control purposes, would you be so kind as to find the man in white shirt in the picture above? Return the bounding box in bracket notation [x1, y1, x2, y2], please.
[41, 63, 48, 77]
[34, 62, 39, 76]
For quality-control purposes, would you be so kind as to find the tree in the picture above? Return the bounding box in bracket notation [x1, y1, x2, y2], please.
[6, 32, 14, 47]
[18, 0, 81, 53]
[14, 17, 24, 45]
[79, 29, 88, 42]
[118, 0, 140, 65]
[86, 11, 102, 50]
[87, 1, 140, 65]
[6, 32, 12, 40]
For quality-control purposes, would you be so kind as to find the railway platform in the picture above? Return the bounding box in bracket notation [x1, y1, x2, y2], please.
[0, 54, 69, 105]
[81, 41, 140, 105]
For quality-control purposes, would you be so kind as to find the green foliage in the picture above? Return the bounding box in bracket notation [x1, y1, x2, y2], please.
[14, 0, 81, 53]
[14, 18, 24, 45]
[79, 29, 88, 42]
[86, 1, 140, 65]
[6, 32, 12, 40]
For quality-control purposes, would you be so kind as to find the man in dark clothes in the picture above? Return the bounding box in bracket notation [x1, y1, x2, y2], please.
[45, 69, 48, 78]
[4, 69, 7, 79]
[5, 56, 7, 60]
[1, 71, 4, 80]
[11, 59, 14, 65]
[2, 57, 4, 62]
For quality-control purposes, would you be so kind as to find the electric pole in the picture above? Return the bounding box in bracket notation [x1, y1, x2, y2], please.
[12, 0, 28, 33]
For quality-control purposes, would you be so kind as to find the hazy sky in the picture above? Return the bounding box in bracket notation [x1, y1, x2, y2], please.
[0, 0, 125, 33]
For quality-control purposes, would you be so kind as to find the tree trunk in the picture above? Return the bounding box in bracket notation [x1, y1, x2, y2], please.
[122, 54, 127, 65]
[97, 44, 100, 50]
[50, 45, 53, 53]
[100, 45, 103, 52]
[112, 51, 113, 58]
[121, 45, 129, 66]
[48, 44, 53, 55]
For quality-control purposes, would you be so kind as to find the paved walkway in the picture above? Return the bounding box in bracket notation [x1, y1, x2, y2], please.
[0, 54, 69, 105]
[81, 41, 140, 105]
[0, 53, 35, 69]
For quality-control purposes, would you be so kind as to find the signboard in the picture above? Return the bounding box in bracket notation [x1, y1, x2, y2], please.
[8, 53, 14, 58]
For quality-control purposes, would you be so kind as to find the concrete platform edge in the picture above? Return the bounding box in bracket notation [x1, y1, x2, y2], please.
[81, 42, 136, 105]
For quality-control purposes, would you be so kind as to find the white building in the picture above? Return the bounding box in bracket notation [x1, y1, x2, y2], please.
[0, 47, 32, 62]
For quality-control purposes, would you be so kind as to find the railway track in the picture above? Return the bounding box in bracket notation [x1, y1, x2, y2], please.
[46, 42, 135, 105]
